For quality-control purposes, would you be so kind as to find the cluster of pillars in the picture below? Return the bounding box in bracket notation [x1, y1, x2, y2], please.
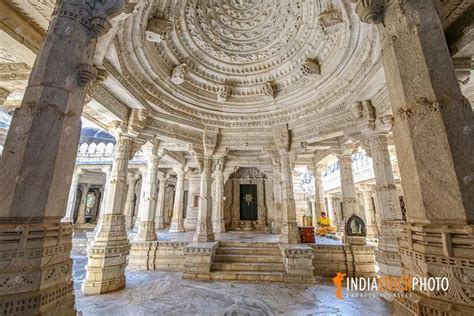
[79, 142, 234, 294]
[310, 136, 405, 277]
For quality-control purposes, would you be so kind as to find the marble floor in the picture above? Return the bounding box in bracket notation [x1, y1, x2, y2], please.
[73, 253, 392, 316]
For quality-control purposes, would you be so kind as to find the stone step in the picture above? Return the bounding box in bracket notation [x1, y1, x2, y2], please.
[214, 254, 283, 263]
[218, 242, 279, 248]
[209, 271, 285, 282]
[216, 247, 281, 256]
[212, 262, 285, 272]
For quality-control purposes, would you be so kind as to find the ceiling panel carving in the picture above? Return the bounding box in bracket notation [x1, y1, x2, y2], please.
[117, 0, 380, 127]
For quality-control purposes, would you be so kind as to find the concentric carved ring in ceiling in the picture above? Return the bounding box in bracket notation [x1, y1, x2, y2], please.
[121, 0, 378, 125]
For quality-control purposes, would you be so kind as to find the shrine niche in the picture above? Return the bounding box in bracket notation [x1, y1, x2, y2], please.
[225, 167, 269, 231]
[345, 214, 367, 237]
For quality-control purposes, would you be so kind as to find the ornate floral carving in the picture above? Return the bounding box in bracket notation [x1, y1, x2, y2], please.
[262, 82, 274, 101]
[217, 85, 231, 103]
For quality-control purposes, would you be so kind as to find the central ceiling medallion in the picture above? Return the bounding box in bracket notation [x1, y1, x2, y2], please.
[131, 0, 376, 123]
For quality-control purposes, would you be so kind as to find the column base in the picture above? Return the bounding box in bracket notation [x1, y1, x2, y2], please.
[271, 220, 282, 234]
[169, 218, 185, 233]
[279, 221, 300, 244]
[76, 217, 86, 225]
[132, 219, 140, 233]
[156, 216, 165, 229]
[125, 216, 133, 230]
[128, 241, 159, 271]
[135, 221, 157, 241]
[366, 224, 378, 240]
[184, 214, 198, 230]
[0, 222, 76, 315]
[194, 219, 215, 242]
[376, 220, 403, 278]
[82, 214, 130, 295]
[213, 219, 226, 234]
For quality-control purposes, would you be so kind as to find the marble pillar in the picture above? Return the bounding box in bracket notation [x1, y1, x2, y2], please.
[82, 133, 133, 295]
[271, 163, 283, 233]
[356, 0, 474, 313]
[76, 183, 91, 225]
[133, 166, 147, 232]
[184, 170, 201, 230]
[337, 155, 359, 222]
[91, 187, 103, 224]
[333, 196, 343, 227]
[194, 157, 215, 242]
[169, 167, 186, 233]
[132, 179, 142, 226]
[63, 167, 81, 223]
[129, 142, 161, 270]
[360, 186, 377, 239]
[0, 0, 124, 312]
[212, 159, 226, 234]
[155, 173, 167, 229]
[371, 191, 381, 235]
[164, 185, 175, 226]
[135, 142, 161, 241]
[368, 134, 404, 277]
[279, 155, 299, 244]
[124, 173, 139, 230]
[96, 166, 111, 223]
[326, 195, 335, 223]
[312, 164, 326, 225]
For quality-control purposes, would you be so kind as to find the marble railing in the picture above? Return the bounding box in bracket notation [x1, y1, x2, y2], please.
[76, 142, 145, 164]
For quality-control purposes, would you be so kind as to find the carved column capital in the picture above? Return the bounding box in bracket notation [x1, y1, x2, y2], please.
[368, 133, 389, 154]
[203, 128, 218, 156]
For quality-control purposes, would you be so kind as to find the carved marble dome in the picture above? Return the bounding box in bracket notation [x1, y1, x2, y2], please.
[116, 0, 380, 127]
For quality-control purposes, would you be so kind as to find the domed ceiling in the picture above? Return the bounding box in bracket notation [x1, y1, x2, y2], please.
[116, 0, 380, 127]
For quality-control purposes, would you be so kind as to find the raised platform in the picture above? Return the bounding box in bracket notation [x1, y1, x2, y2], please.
[74, 229, 374, 285]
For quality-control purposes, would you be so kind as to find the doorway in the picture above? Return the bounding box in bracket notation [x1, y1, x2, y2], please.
[240, 184, 258, 221]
